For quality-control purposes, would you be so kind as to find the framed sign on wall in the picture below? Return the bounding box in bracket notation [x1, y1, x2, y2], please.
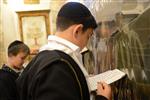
[17, 10, 50, 54]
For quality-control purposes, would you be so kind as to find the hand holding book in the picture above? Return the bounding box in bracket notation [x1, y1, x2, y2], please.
[88, 69, 126, 91]
[97, 82, 112, 100]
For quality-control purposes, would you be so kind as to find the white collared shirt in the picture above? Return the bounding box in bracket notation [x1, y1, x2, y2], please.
[40, 35, 89, 77]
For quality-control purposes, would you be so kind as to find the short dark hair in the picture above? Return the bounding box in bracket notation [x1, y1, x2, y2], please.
[8, 40, 30, 57]
[56, 2, 97, 32]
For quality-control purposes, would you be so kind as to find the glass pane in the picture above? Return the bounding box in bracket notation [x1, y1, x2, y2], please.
[83, 0, 150, 99]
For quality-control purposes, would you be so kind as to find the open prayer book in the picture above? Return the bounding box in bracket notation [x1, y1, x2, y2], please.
[88, 69, 126, 91]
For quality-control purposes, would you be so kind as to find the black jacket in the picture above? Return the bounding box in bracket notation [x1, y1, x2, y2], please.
[0, 64, 19, 100]
[17, 50, 107, 100]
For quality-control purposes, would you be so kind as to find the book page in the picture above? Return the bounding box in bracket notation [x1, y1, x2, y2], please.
[88, 69, 126, 91]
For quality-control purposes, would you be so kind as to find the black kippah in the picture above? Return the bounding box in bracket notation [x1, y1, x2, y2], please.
[58, 2, 93, 19]
[57, 2, 97, 29]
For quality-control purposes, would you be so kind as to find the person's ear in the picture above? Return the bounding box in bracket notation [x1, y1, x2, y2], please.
[8, 54, 13, 57]
[73, 24, 83, 39]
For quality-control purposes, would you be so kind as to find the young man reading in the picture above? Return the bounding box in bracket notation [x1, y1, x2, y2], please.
[17, 2, 112, 100]
[0, 40, 30, 100]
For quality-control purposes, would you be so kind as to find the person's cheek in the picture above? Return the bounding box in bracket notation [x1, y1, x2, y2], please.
[19, 59, 24, 65]
[18, 59, 22, 66]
